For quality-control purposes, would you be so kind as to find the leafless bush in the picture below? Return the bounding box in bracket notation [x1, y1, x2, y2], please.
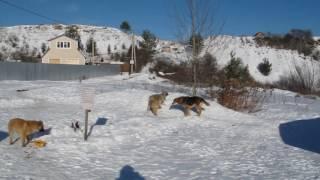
[150, 60, 193, 84]
[276, 62, 319, 95]
[150, 56, 220, 86]
[11, 46, 40, 63]
[216, 81, 267, 112]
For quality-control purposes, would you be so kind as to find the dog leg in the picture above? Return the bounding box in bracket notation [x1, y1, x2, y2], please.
[151, 107, 158, 116]
[196, 105, 202, 116]
[26, 135, 31, 144]
[8, 130, 13, 145]
[183, 106, 191, 116]
[21, 132, 26, 147]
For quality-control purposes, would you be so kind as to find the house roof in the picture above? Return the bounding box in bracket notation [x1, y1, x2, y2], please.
[47, 34, 76, 41]
[41, 48, 50, 58]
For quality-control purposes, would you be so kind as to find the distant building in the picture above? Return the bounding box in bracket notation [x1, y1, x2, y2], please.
[161, 44, 180, 53]
[161, 46, 171, 53]
[42, 35, 86, 65]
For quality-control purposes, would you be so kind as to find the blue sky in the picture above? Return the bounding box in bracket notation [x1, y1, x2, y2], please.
[0, 0, 319, 40]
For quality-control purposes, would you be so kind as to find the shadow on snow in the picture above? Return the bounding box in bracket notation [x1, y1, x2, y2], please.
[87, 117, 108, 138]
[279, 117, 320, 154]
[116, 165, 145, 180]
[0, 131, 9, 142]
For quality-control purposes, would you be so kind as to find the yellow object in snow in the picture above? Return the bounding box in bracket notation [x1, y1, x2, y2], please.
[32, 139, 47, 148]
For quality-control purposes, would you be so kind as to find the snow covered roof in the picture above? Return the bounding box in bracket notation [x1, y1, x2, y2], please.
[47, 34, 75, 42]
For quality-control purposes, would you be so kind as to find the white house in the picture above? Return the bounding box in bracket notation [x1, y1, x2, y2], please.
[42, 35, 86, 65]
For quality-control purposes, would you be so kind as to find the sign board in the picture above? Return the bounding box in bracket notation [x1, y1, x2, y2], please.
[80, 86, 95, 110]
[130, 59, 134, 64]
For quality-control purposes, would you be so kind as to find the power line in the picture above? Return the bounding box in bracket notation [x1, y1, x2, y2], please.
[0, 0, 65, 24]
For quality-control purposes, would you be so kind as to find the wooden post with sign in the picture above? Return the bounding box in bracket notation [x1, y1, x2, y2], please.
[80, 86, 95, 141]
[84, 109, 91, 140]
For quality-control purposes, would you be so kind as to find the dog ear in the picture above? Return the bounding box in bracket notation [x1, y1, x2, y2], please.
[75, 121, 80, 129]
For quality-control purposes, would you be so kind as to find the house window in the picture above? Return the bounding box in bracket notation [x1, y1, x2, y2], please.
[56, 41, 71, 48]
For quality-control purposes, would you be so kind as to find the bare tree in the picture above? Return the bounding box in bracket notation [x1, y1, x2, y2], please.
[172, 0, 223, 95]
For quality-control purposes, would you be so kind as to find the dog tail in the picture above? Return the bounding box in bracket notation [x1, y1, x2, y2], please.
[202, 99, 210, 106]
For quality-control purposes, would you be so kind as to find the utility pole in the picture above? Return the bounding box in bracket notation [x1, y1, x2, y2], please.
[130, 33, 136, 74]
[133, 34, 136, 72]
[92, 38, 95, 64]
[191, 0, 197, 96]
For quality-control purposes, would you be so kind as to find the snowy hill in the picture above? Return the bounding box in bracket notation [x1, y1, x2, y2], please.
[155, 35, 320, 83]
[0, 24, 142, 58]
[0, 24, 320, 83]
[0, 74, 320, 179]
[206, 36, 320, 83]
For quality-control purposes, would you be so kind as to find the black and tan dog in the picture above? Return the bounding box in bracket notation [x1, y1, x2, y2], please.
[170, 96, 210, 116]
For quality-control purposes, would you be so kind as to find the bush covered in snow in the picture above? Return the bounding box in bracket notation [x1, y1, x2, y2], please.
[257, 58, 272, 76]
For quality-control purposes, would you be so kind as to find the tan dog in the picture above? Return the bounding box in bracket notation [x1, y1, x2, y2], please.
[171, 96, 210, 116]
[147, 91, 169, 116]
[8, 118, 44, 147]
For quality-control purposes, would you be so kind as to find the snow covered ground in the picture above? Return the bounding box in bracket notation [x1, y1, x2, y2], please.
[0, 74, 320, 180]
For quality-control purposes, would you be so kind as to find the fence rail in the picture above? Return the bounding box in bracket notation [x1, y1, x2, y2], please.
[0, 62, 120, 81]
